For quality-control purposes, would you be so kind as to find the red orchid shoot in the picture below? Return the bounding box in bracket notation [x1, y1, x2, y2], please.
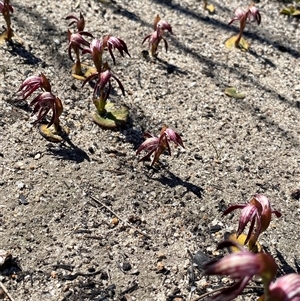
[223, 194, 281, 251]
[136, 126, 184, 166]
[203, 240, 277, 301]
[17, 74, 68, 142]
[17, 73, 51, 100]
[0, 0, 13, 43]
[258, 273, 300, 301]
[67, 27, 93, 78]
[142, 15, 174, 57]
[66, 12, 85, 32]
[226, 3, 261, 50]
[82, 36, 130, 128]
[82, 62, 125, 114]
[83, 36, 130, 72]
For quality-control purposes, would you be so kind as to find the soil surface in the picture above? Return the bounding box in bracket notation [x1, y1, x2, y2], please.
[1, 0, 300, 300]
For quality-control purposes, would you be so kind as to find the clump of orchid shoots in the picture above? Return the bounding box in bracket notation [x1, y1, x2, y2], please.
[82, 35, 130, 128]
[136, 126, 184, 166]
[223, 194, 281, 252]
[66, 12, 94, 80]
[142, 15, 173, 57]
[0, 0, 13, 44]
[17, 73, 68, 142]
[226, 3, 261, 50]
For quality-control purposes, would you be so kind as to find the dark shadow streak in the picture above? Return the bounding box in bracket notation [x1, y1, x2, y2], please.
[150, 169, 204, 199]
[155, 56, 188, 75]
[11, 5, 71, 71]
[150, 0, 300, 58]
[112, 2, 299, 115]
[294, 257, 300, 274]
[5, 43, 41, 65]
[275, 248, 297, 276]
[47, 138, 90, 163]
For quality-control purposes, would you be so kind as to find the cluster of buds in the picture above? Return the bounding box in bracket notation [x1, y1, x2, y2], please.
[17, 73, 63, 131]
[142, 15, 173, 57]
[228, 3, 261, 48]
[0, 0, 13, 42]
[136, 126, 184, 166]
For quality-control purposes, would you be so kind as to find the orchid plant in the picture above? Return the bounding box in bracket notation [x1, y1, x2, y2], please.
[223, 194, 281, 251]
[82, 35, 130, 128]
[142, 15, 173, 57]
[17, 73, 68, 142]
[136, 126, 184, 166]
[66, 12, 93, 79]
[204, 241, 300, 301]
[0, 0, 13, 43]
[203, 240, 278, 301]
[226, 3, 261, 50]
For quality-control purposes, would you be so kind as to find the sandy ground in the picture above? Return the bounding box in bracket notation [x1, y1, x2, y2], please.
[0, 0, 300, 300]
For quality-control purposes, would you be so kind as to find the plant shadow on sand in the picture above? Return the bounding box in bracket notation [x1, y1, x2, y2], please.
[47, 139, 90, 163]
[147, 168, 204, 199]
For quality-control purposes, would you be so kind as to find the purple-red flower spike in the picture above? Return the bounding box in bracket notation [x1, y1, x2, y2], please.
[258, 274, 300, 301]
[17, 73, 51, 100]
[228, 4, 261, 26]
[248, 4, 261, 25]
[157, 19, 173, 35]
[0, 0, 13, 14]
[143, 15, 173, 55]
[83, 36, 130, 71]
[228, 7, 246, 26]
[223, 194, 281, 248]
[103, 35, 130, 65]
[203, 240, 277, 301]
[82, 64, 124, 100]
[30, 92, 63, 128]
[83, 38, 103, 71]
[136, 126, 184, 166]
[66, 12, 85, 32]
[67, 29, 93, 62]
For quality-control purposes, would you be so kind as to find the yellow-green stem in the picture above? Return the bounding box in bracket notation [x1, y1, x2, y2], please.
[93, 90, 106, 115]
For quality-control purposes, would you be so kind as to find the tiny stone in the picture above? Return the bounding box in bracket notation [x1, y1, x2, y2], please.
[122, 261, 132, 271]
[16, 181, 25, 189]
[34, 153, 41, 160]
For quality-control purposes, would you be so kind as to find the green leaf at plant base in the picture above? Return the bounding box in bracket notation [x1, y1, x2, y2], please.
[225, 87, 246, 99]
[71, 64, 97, 81]
[39, 124, 70, 143]
[92, 102, 129, 129]
[0, 30, 23, 46]
[280, 6, 300, 16]
[225, 35, 249, 51]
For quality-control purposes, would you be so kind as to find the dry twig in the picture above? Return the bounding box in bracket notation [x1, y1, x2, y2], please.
[89, 195, 151, 239]
[0, 282, 15, 301]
